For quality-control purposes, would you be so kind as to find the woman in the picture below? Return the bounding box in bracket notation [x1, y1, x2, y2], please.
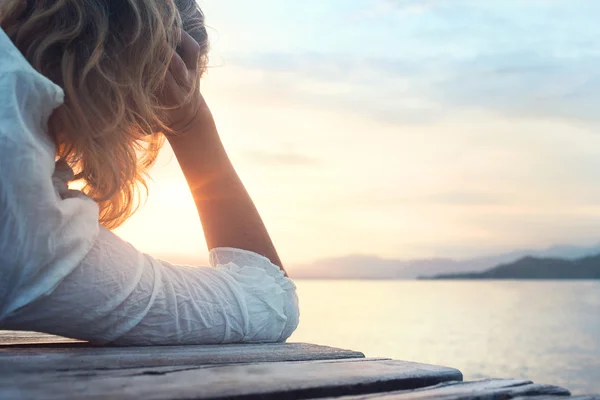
[0, 0, 299, 345]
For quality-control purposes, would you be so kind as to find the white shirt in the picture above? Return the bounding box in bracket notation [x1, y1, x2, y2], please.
[0, 28, 299, 345]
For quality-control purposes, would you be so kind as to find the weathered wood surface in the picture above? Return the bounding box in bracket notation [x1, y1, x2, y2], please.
[319, 378, 571, 399]
[2, 331, 592, 400]
[513, 397, 600, 400]
[0, 341, 365, 372]
[0, 358, 463, 400]
[0, 330, 83, 345]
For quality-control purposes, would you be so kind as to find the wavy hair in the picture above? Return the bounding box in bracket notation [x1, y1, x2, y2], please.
[1, 0, 209, 228]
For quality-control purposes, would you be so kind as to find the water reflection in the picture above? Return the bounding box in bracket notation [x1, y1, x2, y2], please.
[289, 280, 600, 395]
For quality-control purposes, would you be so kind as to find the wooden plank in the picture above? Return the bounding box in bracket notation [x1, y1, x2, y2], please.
[0, 358, 463, 400]
[513, 397, 600, 400]
[0, 330, 83, 345]
[0, 341, 365, 372]
[317, 379, 571, 399]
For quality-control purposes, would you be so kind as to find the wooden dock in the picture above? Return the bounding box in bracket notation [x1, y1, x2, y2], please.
[0, 331, 597, 400]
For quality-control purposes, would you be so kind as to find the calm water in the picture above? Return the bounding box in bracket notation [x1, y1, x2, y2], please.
[289, 280, 600, 395]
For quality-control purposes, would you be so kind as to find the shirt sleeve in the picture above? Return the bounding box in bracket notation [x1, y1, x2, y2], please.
[0, 28, 299, 345]
[2, 227, 300, 345]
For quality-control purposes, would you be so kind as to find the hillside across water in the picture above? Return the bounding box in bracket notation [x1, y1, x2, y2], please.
[422, 254, 600, 280]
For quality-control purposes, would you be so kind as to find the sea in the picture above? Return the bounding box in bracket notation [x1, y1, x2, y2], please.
[289, 280, 600, 395]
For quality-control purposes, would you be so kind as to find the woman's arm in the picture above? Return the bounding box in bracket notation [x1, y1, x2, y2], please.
[167, 105, 285, 272]
[162, 31, 285, 272]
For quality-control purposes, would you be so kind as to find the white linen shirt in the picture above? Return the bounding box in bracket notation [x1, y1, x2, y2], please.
[0, 28, 299, 345]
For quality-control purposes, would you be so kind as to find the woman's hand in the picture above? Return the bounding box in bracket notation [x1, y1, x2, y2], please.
[160, 30, 207, 135]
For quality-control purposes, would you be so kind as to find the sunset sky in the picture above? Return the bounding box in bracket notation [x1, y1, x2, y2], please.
[115, 0, 600, 267]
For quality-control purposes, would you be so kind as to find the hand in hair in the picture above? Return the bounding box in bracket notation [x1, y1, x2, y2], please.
[160, 30, 207, 135]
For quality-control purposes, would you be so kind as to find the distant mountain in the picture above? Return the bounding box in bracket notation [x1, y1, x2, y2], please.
[290, 255, 455, 280]
[425, 254, 600, 280]
[289, 243, 600, 279]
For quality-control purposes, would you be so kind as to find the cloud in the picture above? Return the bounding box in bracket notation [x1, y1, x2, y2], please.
[217, 0, 600, 127]
[323, 191, 507, 210]
[371, 0, 445, 15]
[225, 48, 600, 127]
[243, 150, 322, 167]
[366, 0, 596, 18]
[411, 192, 506, 207]
[433, 53, 600, 125]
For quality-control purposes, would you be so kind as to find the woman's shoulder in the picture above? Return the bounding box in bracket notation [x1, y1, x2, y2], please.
[0, 28, 63, 149]
[0, 27, 64, 114]
[0, 28, 57, 85]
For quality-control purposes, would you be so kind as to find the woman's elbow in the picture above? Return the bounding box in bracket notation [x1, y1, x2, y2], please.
[216, 261, 300, 344]
[277, 289, 300, 342]
[246, 287, 299, 344]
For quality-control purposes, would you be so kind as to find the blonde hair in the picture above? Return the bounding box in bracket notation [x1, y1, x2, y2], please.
[1, 0, 209, 229]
